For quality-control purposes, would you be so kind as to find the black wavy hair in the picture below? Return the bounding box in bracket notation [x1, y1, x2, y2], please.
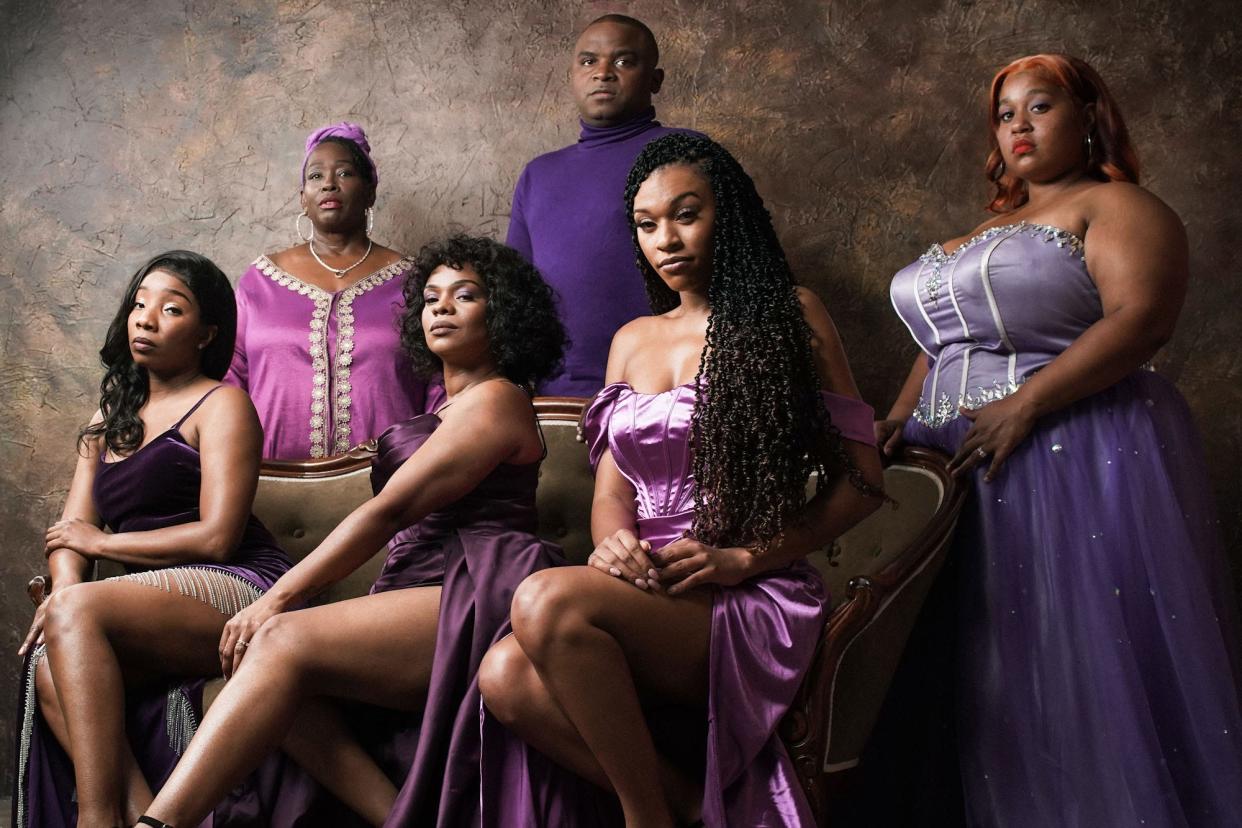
[399, 235, 567, 389]
[624, 133, 881, 549]
[305, 135, 376, 186]
[80, 250, 236, 456]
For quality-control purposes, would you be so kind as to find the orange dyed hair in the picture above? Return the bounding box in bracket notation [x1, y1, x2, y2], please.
[985, 53, 1140, 213]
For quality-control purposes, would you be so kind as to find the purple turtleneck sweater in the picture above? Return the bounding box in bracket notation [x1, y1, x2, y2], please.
[507, 108, 703, 397]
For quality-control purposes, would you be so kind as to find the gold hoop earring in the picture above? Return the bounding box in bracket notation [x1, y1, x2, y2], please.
[296, 212, 314, 243]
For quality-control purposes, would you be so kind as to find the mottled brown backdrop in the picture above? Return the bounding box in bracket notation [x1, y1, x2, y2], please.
[1, 0, 1238, 787]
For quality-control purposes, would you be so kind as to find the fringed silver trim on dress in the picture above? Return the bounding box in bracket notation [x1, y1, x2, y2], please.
[16, 571, 262, 822]
[16, 643, 46, 828]
[165, 684, 200, 754]
[107, 566, 262, 616]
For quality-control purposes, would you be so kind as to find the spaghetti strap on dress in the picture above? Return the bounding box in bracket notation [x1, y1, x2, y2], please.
[13, 385, 291, 828]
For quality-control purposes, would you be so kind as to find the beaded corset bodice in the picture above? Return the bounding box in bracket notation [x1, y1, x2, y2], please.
[890, 222, 1098, 428]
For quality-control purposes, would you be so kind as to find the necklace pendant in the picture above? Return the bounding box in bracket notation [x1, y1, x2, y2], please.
[309, 237, 374, 280]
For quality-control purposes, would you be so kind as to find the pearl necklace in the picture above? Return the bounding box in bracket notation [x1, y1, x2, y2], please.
[308, 238, 373, 279]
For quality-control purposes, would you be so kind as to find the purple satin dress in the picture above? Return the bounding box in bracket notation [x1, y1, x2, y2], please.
[212, 411, 564, 827]
[13, 387, 291, 828]
[890, 222, 1242, 826]
[225, 256, 441, 459]
[480, 381, 876, 827]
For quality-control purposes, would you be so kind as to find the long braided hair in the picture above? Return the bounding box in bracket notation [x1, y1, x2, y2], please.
[624, 134, 876, 549]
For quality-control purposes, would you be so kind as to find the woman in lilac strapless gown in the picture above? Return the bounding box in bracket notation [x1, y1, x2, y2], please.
[141, 235, 567, 828]
[478, 134, 887, 826]
[877, 55, 1242, 826]
[13, 251, 291, 828]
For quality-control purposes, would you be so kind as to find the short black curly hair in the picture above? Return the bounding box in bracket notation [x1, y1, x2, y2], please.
[399, 235, 567, 389]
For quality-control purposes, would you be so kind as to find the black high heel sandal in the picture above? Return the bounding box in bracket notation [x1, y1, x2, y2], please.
[136, 817, 175, 828]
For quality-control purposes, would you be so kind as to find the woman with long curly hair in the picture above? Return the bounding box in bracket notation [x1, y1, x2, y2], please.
[478, 133, 885, 826]
[13, 251, 291, 828]
[875, 54, 1242, 825]
[139, 236, 567, 827]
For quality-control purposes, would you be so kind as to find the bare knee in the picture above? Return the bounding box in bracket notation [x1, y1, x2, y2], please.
[510, 570, 596, 665]
[41, 582, 100, 646]
[479, 638, 534, 726]
[243, 611, 314, 678]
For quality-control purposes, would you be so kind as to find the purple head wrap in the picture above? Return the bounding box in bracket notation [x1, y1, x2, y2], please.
[302, 121, 377, 185]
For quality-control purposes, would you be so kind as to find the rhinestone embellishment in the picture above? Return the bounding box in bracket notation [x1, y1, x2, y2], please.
[918, 222, 1085, 310]
[913, 378, 1027, 429]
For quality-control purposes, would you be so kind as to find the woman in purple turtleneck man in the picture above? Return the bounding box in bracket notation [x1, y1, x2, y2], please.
[507, 14, 703, 397]
[226, 123, 439, 458]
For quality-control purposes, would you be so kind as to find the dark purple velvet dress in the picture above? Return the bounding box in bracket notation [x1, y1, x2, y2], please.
[890, 222, 1242, 826]
[13, 387, 291, 828]
[212, 411, 564, 827]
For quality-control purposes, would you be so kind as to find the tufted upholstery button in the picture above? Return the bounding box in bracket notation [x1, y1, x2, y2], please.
[555, 526, 567, 538]
[292, 528, 306, 539]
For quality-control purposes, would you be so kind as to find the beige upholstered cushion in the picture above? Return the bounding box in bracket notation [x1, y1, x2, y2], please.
[533, 414, 596, 564]
[203, 467, 385, 711]
[251, 467, 385, 605]
[810, 464, 945, 607]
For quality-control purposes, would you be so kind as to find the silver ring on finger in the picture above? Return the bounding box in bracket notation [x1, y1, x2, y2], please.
[235, 640, 249, 651]
[975, 447, 988, 459]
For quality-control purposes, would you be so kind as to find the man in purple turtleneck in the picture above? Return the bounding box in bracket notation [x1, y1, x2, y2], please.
[507, 14, 703, 396]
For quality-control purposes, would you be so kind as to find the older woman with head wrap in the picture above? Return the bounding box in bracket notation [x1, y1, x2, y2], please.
[226, 122, 440, 459]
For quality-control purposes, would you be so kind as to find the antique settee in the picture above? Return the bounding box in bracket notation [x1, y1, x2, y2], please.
[29, 396, 966, 825]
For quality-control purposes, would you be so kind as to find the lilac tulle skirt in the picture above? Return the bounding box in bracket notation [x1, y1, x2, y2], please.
[905, 370, 1242, 827]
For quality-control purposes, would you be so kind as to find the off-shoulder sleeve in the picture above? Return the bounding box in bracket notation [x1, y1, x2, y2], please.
[582, 383, 626, 471]
[820, 390, 876, 446]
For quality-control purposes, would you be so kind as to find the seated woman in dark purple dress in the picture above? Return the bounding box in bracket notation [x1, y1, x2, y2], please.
[477, 134, 887, 826]
[139, 236, 567, 828]
[13, 251, 291, 828]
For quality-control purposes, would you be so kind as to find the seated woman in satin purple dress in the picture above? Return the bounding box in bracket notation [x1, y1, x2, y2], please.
[477, 134, 887, 826]
[13, 251, 291, 828]
[225, 122, 439, 459]
[139, 236, 567, 828]
[876, 54, 1242, 826]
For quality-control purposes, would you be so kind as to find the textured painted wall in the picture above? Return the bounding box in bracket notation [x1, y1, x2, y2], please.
[2, 0, 1238, 785]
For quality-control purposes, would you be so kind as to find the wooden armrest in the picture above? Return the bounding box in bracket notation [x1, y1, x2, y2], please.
[28, 574, 49, 607]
